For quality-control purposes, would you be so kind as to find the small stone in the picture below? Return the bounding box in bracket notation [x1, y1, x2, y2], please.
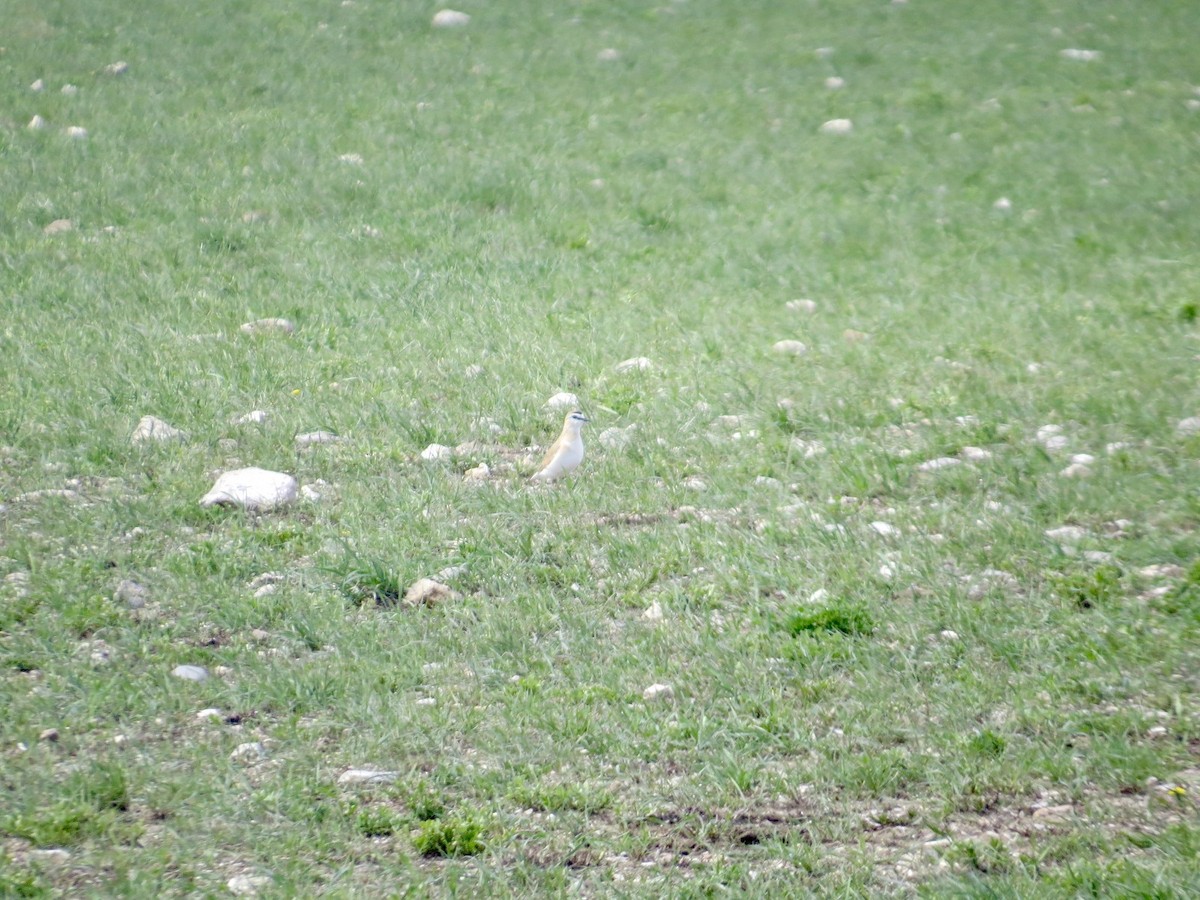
[464, 462, 490, 481]
[869, 521, 899, 537]
[29, 849, 70, 865]
[465, 364, 485, 379]
[61, 84, 79, 95]
[104, 61, 130, 76]
[917, 457, 961, 472]
[1176, 417, 1200, 435]
[27, 114, 47, 130]
[65, 125, 88, 139]
[16, 489, 81, 503]
[435, 565, 468, 581]
[233, 410, 269, 425]
[824, 76, 845, 90]
[337, 152, 364, 165]
[1147, 725, 1168, 739]
[643, 601, 664, 622]
[786, 299, 818, 314]
[546, 391, 579, 411]
[172, 664, 209, 682]
[1060, 463, 1092, 478]
[598, 425, 636, 449]
[993, 197, 1012, 212]
[43, 218, 74, 235]
[1070, 453, 1095, 465]
[420, 443, 452, 462]
[248, 572, 284, 590]
[772, 339, 808, 356]
[227, 874, 272, 897]
[295, 430, 341, 447]
[416, 697, 437, 707]
[1036, 424, 1062, 441]
[1105, 441, 1132, 454]
[755, 475, 781, 487]
[842, 329, 869, 343]
[432, 9, 470, 28]
[791, 438, 826, 458]
[231, 742, 267, 763]
[197, 708, 223, 721]
[239, 318, 295, 335]
[597, 48, 621, 62]
[819, 118, 853, 135]
[337, 768, 399, 786]
[614, 356, 653, 373]
[1083, 551, 1114, 563]
[200, 467, 298, 511]
[253, 583, 278, 598]
[39, 728, 59, 742]
[643, 683, 674, 701]
[939, 630, 959, 642]
[31, 79, 45, 92]
[961, 446, 992, 461]
[1138, 564, 1184, 580]
[682, 475, 708, 491]
[1060, 48, 1101, 62]
[1032, 804, 1074, 820]
[114, 579, 149, 609]
[1044, 435, 1069, 451]
[404, 578, 458, 606]
[132, 415, 186, 445]
[1045, 525, 1088, 544]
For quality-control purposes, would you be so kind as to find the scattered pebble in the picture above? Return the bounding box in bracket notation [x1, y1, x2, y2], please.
[869, 521, 900, 537]
[464, 463, 490, 482]
[420, 443, 452, 462]
[938, 630, 959, 642]
[253, 583, 278, 599]
[993, 197, 1012, 212]
[172, 664, 209, 683]
[917, 457, 961, 472]
[337, 768, 399, 786]
[200, 467, 298, 512]
[546, 391, 579, 411]
[614, 356, 653, 373]
[197, 708, 223, 721]
[233, 410, 269, 426]
[43, 219, 74, 235]
[31, 79, 45, 92]
[1147, 725, 1169, 740]
[786, 299, 818, 314]
[27, 114, 46, 130]
[1060, 463, 1092, 478]
[114, 579, 149, 609]
[464, 363, 485, 379]
[416, 697, 437, 707]
[1070, 453, 1095, 465]
[65, 126, 88, 139]
[61, 84, 78, 95]
[404, 578, 458, 606]
[772, 339, 808, 356]
[1083, 550, 1114, 564]
[247, 572, 284, 591]
[1138, 564, 1184, 579]
[231, 742, 267, 763]
[1044, 435, 1069, 451]
[1060, 48, 1101, 61]
[104, 61, 130, 76]
[1045, 525, 1088, 544]
[227, 875, 272, 897]
[1176, 417, 1200, 435]
[432, 9, 470, 28]
[1105, 441, 1132, 454]
[819, 118, 853, 135]
[295, 430, 341, 447]
[39, 728, 59, 742]
[791, 438, 826, 458]
[643, 601, 664, 622]
[597, 48, 621, 62]
[642, 683, 674, 702]
[682, 475, 708, 491]
[16, 489, 81, 503]
[824, 76, 845, 90]
[1032, 804, 1075, 820]
[239, 318, 295, 335]
[132, 415, 186, 445]
[960, 446, 992, 461]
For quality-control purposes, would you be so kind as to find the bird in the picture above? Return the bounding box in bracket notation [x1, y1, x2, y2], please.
[531, 410, 590, 483]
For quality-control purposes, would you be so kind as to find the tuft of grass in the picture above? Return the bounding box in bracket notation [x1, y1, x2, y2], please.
[786, 603, 875, 637]
[413, 818, 486, 858]
[1053, 564, 1124, 610]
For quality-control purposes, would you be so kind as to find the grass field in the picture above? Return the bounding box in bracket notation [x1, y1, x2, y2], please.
[2, 0, 1199, 895]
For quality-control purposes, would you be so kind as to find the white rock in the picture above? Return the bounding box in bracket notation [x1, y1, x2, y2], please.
[939, 630, 960, 641]
[546, 391, 579, 411]
[1083, 551, 1114, 563]
[29, 849, 71, 865]
[791, 438, 826, 458]
[786, 299, 818, 313]
[432, 9, 470, 28]
[960, 446, 992, 461]
[755, 475, 781, 488]
[643, 601, 664, 622]
[464, 364, 485, 379]
[1176, 417, 1200, 435]
[869, 521, 899, 537]
[337, 152, 364, 165]
[197, 708, 223, 721]
[598, 425, 636, 449]
[31, 79, 45, 91]
[420, 443, 452, 461]
[114, 579, 148, 609]
[65, 126, 87, 139]
[337, 768, 399, 786]
[234, 410, 269, 425]
[1060, 48, 1101, 61]
[1105, 442, 1132, 454]
[404, 578, 457, 606]
[239, 317, 294, 335]
[295, 430, 341, 447]
[104, 61, 130, 76]
[614, 356, 653, 373]
[248, 572, 283, 590]
[819, 118, 853, 134]
[1070, 453, 1095, 465]
[231, 742, 267, 763]
[682, 476, 708, 491]
[824, 76, 845, 90]
[172, 664, 209, 682]
[43, 218, 74, 235]
[772, 339, 808, 356]
[200, 468, 297, 511]
[1044, 435, 1069, 451]
[416, 697, 437, 707]
[27, 114, 47, 130]
[16, 488, 81, 503]
[464, 462, 490, 481]
[1138, 564, 1184, 580]
[253, 583, 278, 598]
[227, 875, 272, 897]
[993, 197, 1012, 212]
[807, 588, 830, 604]
[597, 48, 621, 62]
[435, 565, 468, 581]
[1036, 424, 1062, 440]
[642, 683, 674, 701]
[1045, 525, 1088, 544]
[132, 415, 186, 445]
[917, 457, 961, 472]
[1060, 463, 1092, 478]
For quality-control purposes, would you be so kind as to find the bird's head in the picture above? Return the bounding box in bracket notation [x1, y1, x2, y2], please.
[565, 410, 590, 431]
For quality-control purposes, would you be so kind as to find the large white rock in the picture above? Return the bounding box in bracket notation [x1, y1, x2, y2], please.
[199, 467, 298, 511]
[772, 340, 808, 356]
[546, 392, 579, 411]
[432, 9, 470, 28]
[819, 118, 853, 134]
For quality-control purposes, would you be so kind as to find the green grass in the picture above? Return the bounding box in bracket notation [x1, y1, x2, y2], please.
[2, 0, 1199, 895]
